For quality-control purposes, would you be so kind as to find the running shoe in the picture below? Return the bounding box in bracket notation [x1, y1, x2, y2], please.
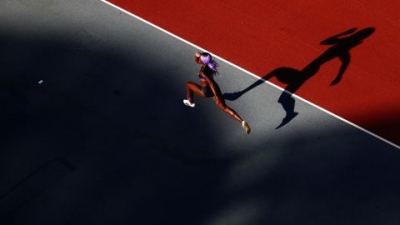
[183, 99, 195, 108]
[242, 121, 251, 134]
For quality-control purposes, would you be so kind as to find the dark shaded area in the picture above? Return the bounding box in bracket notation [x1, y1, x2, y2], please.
[224, 27, 375, 129]
[0, 31, 229, 224]
[1, 26, 400, 225]
[0, 158, 74, 217]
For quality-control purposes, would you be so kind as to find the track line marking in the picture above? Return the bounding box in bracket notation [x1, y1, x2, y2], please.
[101, 0, 399, 150]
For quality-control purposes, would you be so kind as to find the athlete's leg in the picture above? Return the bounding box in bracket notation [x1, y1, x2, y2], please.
[214, 96, 251, 133]
[186, 82, 206, 103]
[215, 98, 243, 122]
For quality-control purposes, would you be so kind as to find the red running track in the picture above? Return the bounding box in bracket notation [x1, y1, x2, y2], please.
[107, 0, 400, 146]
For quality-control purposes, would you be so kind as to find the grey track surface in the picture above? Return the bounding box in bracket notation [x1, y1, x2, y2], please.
[0, 0, 399, 224]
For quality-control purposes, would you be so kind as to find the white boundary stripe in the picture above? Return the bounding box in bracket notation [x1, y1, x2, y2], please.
[101, 0, 400, 150]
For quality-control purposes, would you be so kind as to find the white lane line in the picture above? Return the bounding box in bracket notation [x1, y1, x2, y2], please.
[100, 0, 399, 150]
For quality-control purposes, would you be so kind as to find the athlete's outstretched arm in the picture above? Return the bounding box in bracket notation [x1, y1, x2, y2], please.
[201, 73, 222, 104]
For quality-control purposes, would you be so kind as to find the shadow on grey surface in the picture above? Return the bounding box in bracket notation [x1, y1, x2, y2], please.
[224, 27, 375, 129]
[1, 27, 400, 225]
[0, 31, 228, 224]
[0, 158, 75, 218]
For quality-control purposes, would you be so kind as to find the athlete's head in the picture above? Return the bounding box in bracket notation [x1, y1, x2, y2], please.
[195, 51, 219, 72]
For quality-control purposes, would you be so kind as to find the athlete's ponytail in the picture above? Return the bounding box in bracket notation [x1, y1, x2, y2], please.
[200, 53, 219, 72]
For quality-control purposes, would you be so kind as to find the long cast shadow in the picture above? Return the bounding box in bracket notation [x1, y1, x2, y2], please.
[224, 27, 375, 129]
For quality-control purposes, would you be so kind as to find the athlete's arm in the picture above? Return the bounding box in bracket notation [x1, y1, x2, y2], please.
[201, 72, 221, 104]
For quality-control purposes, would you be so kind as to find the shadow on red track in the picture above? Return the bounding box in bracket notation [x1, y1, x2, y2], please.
[224, 27, 375, 128]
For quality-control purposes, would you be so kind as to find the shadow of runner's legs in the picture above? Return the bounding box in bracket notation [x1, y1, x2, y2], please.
[223, 27, 375, 129]
[276, 91, 298, 129]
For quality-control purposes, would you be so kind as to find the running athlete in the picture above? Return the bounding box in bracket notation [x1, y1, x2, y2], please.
[183, 51, 251, 134]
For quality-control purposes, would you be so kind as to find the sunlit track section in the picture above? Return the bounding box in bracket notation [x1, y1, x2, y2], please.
[101, 0, 399, 150]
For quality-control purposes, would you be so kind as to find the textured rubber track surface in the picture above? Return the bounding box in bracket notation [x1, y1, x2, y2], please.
[1, 1, 400, 224]
[108, 0, 400, 145]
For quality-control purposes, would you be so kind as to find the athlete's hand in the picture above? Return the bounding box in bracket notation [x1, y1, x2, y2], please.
[214, 96, 221, 105]
[195, 51, 201, 63]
